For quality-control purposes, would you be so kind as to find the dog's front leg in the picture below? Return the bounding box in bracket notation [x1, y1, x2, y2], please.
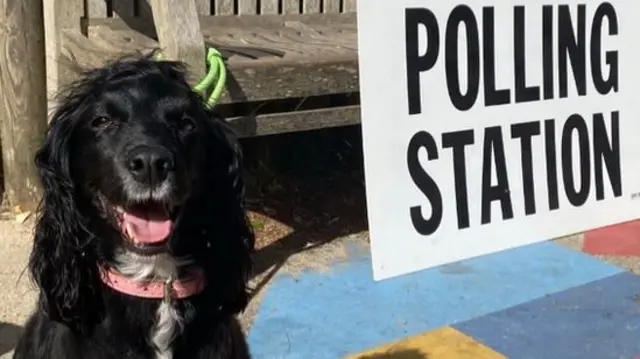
[13, 313, 82, 359]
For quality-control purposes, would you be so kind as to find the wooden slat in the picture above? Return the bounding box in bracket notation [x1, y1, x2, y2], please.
[62, 26, 359, 104]
[343, 0, 356, 12]
[198, 20, 357, 59]
[228, 106, 361, 138]
[283, 0, 300, 14]
[214, 0, 235, 15]
[195, 0, 211, 14]
[260, 0, 279, 14]
[303, 0, 321, 13]
[200, 12, 356, 28]
[87, 0, 108, 18]
[323, 0, 341, 13]
[61, 30, 139, 69]
[111, 0, 135, 19]
[88, 25, 157, 52]
[1, 0, 49, 210]
[149, 0, 206, 83]
[43, 0, 84, 110]
[238, 0, 257, 14]
[89, 13, 357, 32]
[218, 57, 359, 104]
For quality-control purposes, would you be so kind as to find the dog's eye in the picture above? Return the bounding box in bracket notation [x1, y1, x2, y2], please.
[91, 116, 112, 129]
[178, 115, 195, 133]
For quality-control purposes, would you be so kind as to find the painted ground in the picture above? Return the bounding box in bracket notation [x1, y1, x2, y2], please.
[2, 218, 639, 359]
[246, 225, 640, 359]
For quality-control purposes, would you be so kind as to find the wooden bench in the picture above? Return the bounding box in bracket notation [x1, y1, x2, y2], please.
[44, 0, 360, 137]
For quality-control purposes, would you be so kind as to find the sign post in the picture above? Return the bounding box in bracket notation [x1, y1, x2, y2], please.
[357, 1, 640, 281]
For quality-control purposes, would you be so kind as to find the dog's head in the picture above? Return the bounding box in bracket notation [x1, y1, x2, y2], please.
[30, 56, 254, 331]
[69, 57, 213, 255]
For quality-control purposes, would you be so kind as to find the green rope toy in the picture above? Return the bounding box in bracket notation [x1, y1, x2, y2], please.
[155, 47, 226, 109]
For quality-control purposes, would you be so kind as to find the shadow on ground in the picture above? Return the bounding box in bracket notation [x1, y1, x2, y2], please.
[355, 349, 428, 359]
[0, 322, 23, 356]
[240, 125, 368, 296]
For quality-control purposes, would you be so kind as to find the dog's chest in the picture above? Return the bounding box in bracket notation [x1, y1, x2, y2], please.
[114, 251, 187, 359]
[152, 301, 182, 359]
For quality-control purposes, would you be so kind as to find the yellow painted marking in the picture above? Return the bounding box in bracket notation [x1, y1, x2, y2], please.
[345, 326, 506, 359]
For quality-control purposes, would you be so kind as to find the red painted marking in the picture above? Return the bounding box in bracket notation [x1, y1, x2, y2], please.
[583, 220, 640, 256]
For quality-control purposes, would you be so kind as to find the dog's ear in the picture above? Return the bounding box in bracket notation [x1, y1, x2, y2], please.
[199, 112, 255, 313]
[29, 87, 100, 333]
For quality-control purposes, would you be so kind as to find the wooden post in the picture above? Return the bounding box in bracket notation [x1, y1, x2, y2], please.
[214, 0, 235, 15]
[324, 0, 341, 13]
[43, 0, 84, 115]
[0, 0, 49, 211]
[283, 0, 299, 14]
[343, 0, 357, 12]
[194, 0, 211, 15]
[149, 0, 206, 84]
[238, 0, 257, 14]
[303, 0, 321, 13]
[260, 0, 279, 14]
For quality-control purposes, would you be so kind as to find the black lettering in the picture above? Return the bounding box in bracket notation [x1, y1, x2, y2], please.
[511, 121, 541, 215]
[481, 127, 514, 224]
[405, 8, 440, 115]
[514, 6, 540, 103]
[544, 119, 560, 210]
[593, 111, 622, 200]
[558, 5, 587, 98]
[446, 5, 480, 111]
[591, 3, 619, 95]
[483, 7, 510, 106]
[442, 130, 475, 229]
[561, 114, 591, 207]
[407, 131, 443, 235]
[543, 5, 554, 100]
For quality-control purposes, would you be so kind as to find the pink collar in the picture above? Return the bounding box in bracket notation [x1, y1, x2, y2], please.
[99, 265, 206, 300]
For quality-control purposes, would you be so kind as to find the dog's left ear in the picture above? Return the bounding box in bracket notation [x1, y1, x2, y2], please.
[29, 87, 100, 333]
[199, 112, 255, 313]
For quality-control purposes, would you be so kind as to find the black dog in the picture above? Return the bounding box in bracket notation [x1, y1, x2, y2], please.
[13, 55, 254, 359]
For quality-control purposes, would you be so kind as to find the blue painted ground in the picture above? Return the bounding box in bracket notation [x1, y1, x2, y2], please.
[246, 240, 638, 359]
[455, 272, 640, 359]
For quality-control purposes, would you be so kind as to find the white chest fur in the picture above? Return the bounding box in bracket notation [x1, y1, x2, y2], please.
[152, 301, 182, 359]
[114, 251, 191, 359]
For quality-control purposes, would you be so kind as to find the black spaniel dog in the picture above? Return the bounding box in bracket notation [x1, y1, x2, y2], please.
[13, 55, 255, 359]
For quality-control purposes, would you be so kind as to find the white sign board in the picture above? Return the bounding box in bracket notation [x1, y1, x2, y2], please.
[357, 0, 640, 281]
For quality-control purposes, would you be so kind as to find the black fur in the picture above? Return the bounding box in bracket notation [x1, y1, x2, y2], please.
[13, 55, 255, 359]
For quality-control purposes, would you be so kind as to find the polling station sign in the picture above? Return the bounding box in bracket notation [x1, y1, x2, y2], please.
[357, 1, 640, 280]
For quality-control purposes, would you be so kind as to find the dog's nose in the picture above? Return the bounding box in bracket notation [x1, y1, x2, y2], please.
[125, 146, 174, 185]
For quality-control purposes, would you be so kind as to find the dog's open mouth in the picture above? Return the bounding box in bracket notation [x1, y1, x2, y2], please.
[116, 201, 178, 255]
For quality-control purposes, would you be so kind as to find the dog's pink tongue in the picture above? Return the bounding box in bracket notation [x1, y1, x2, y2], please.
[122, 211, 172, 244]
